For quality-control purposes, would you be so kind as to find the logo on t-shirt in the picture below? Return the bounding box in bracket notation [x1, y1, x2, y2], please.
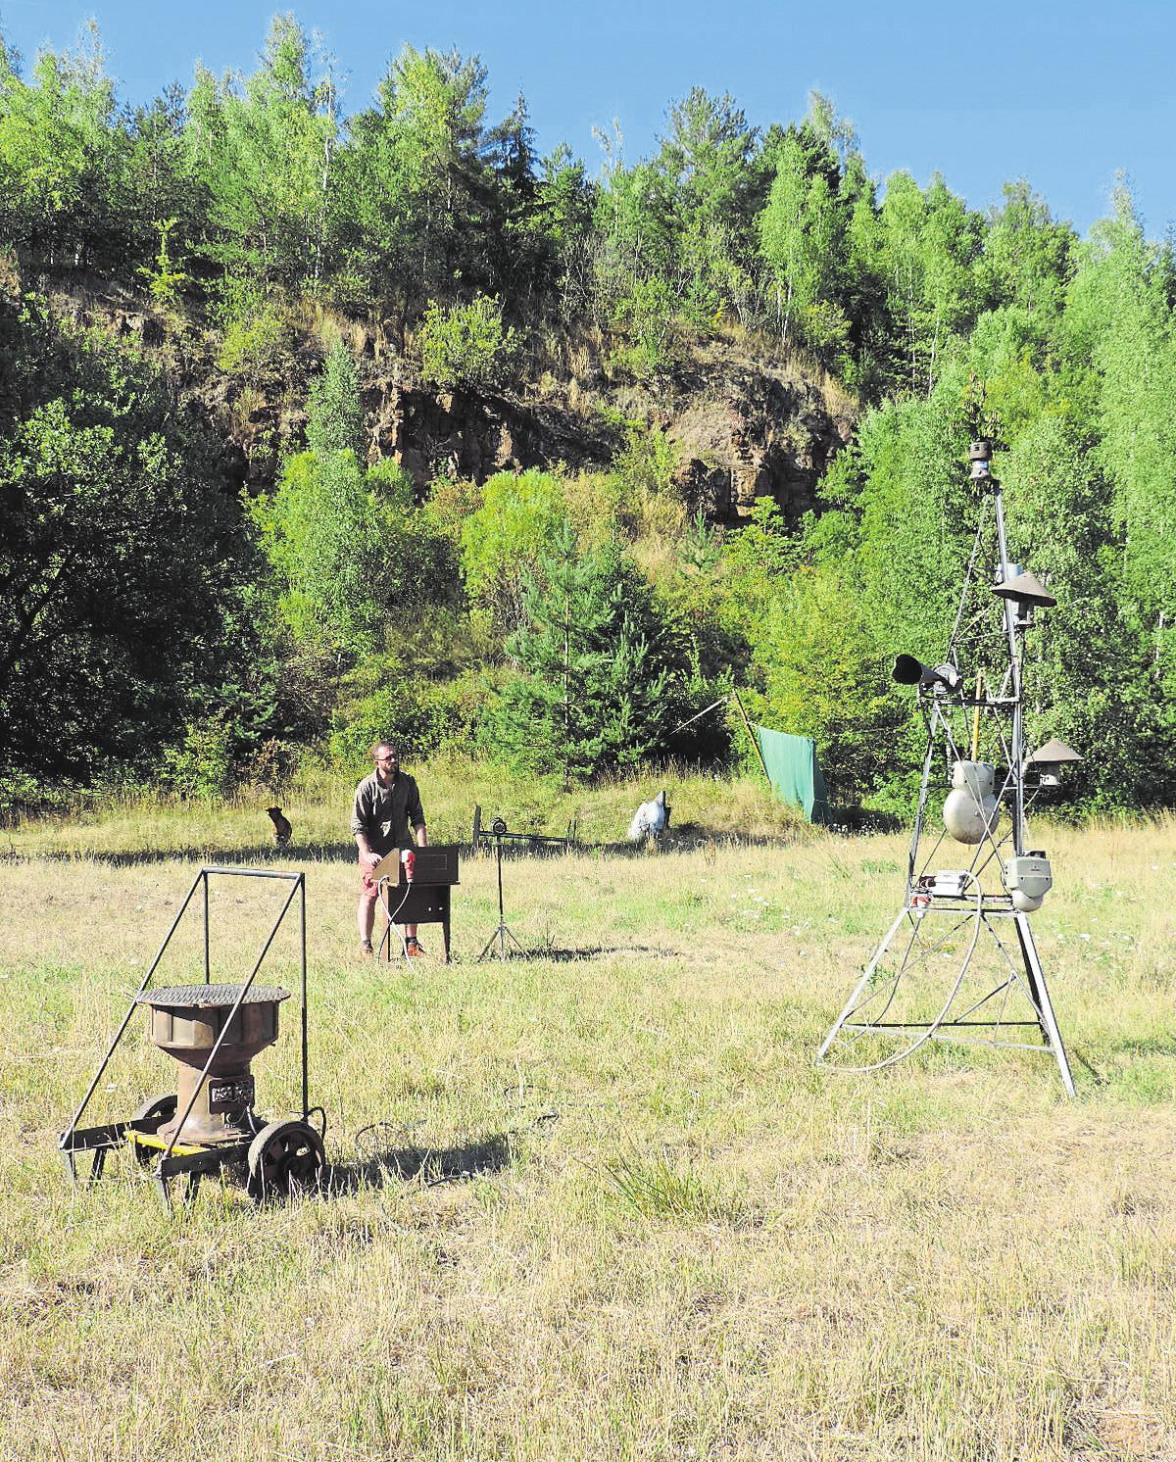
[381, 820, 392, 838]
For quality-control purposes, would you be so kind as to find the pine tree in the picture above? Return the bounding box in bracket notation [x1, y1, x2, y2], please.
[495, 524, 675, 781]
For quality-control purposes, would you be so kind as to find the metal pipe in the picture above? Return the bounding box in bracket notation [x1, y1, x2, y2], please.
[299, 875, 309, 1122]
[198, 868, 303, 880]
[993, 484, 1025, 853]
[61, 869, 205, 1145]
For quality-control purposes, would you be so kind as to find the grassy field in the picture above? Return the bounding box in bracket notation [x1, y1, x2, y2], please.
[2, 767, 1176, 1460]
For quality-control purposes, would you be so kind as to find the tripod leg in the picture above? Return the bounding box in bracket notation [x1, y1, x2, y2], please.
[817, 907, 908, 1063]
[1014, 913, 1075, 1098]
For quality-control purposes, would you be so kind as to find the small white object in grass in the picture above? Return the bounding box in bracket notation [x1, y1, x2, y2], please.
[628, 789, 669, 842]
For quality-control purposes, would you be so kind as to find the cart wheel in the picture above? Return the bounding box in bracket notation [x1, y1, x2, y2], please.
[246, 1120, 324, 1203]
[129, 1092, 177, 1166]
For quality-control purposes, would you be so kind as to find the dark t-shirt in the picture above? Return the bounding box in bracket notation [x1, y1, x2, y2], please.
[350, 771, 425, 857]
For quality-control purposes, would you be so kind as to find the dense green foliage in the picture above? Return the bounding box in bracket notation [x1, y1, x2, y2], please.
[1, 16, 1174, 811]
[0, 295, 257, 790]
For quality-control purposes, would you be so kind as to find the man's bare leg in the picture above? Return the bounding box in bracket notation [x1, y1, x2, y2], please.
[358, 884, 378, 949]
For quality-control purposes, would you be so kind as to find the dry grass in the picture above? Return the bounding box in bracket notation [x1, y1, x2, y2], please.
[2, 783, 1175, 1460]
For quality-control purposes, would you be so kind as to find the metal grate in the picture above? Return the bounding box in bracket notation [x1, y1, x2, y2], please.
[136, 984, 291, 1008]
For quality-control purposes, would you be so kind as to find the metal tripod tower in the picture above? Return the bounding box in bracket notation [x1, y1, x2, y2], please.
[818, 440, 1079, 1096]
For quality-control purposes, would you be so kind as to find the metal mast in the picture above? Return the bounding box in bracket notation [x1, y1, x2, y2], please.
[817, 440, 1079, 1096]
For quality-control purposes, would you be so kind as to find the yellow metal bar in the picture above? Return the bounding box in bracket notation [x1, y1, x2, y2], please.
[127, 1130, 206, 1158]
[971, 671, 984, 759]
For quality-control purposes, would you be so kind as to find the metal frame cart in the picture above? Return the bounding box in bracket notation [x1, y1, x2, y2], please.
[58, 867, 325, 1205]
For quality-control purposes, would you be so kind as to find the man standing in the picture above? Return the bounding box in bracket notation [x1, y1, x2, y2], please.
[352, 741, 428, 957]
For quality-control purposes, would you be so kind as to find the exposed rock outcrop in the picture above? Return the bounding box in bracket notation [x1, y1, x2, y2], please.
[34, 274, 857, 522]
[664, 350, 855, 524]
[362, 371, 618, 490]
[358, 346, 854, 524]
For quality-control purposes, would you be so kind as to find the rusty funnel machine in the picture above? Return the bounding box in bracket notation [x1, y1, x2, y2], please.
[59, 868, 324, 1206]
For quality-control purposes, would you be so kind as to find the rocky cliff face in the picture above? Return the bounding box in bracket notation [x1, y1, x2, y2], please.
[660, 347, 855, 524]
[361, 371, 618, 490]
[355, 343, 854, 524]
[42, 279, 856, 522]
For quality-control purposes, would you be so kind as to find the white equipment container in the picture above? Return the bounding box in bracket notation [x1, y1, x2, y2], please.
[943, 761, 1000, 844]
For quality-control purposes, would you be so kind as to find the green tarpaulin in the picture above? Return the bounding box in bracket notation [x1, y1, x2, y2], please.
[754, 725, 831, 823]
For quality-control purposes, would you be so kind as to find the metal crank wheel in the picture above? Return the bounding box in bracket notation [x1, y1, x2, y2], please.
[246, 1120, 324, 1203]
[129, 1092, 177, 1166]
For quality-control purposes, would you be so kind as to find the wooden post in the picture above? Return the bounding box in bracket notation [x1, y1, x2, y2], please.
[732, 687, 772, 788]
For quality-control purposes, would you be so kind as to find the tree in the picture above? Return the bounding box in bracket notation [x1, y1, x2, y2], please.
[122, 85, 204, 281]
[757, 132, 847, 353]
[980, 180, 1074, 317]
[250, 348, 421, 659]
[0, 25, 123, 268]
[535, 143, 598, 316]
[339, 44, 496, 330]
[652, 88, 760, 321]
[0, 296, 250, 780]
[459, 469, 569, 629]
[306, 339, 365, 459]
[877, 171, 982, 393]
[184, 15, 338, 290]
[495, 524, 679, 780]
[748, 565, 899, 801]
[1002, 413, 1164, 808]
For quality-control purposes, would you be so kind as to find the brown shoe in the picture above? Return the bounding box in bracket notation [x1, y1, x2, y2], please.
[359, 939, 373, 957]
[405, 937, 425, 958]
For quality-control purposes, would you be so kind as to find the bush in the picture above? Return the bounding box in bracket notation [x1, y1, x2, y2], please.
[611, 278, 685, 380]
[215, 277, 294, 383]
[418, 294, 518, 389]
[459, 470, 569, 629]
[328, 670, 494, 766]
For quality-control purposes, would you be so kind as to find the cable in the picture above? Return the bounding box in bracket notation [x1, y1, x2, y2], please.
[377, 874, 413, 960]
[820, 874, 985, 1074]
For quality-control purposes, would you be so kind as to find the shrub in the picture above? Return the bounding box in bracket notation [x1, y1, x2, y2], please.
[418, 293, 518, 390]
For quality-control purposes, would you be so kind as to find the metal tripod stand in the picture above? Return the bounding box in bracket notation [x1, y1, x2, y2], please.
[477, 823, 526, 960]
[817, 440, 1077, 1096]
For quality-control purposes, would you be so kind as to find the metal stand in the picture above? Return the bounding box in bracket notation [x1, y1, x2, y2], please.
[818, 447, 1075, 1097]
[477, 834, 526, 960]
[58, 868, 325, 1206]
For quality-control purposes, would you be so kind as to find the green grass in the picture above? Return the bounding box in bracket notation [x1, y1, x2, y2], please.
[2, 775, 1176, 1458]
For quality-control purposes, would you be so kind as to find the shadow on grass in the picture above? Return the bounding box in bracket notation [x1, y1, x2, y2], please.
[1105, 1033, 1176, 1059]
[325, 1130, 512, 1194]
[4, 809, 900, 868]
[0, 841, 364, 868]
[473, 943, 664, 962]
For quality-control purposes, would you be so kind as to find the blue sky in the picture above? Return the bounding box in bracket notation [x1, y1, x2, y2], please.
[0, 0, 1172, 237]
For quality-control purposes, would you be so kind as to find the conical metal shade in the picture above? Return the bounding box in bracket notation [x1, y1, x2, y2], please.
[1029, 739, 1082, 765]
[993, 570, 1056, 607]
